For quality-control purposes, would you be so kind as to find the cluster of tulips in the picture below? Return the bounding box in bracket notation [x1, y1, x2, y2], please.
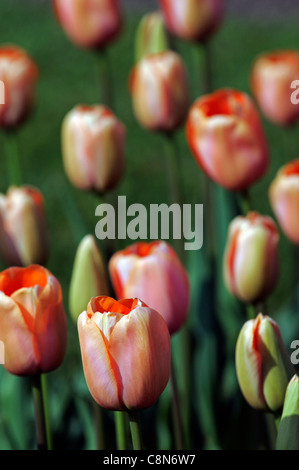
[0, 0, 298, 451]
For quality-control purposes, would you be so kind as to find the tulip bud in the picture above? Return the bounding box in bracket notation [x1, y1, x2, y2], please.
[223, 212, 279, 304]
[109, 241, 190, 335]
[0, 265, 67, 376]
[0, 45, 38, 129]
[251, 50, 299, 126]
[0, 185, 49, 267]
[69, 234, 110, 323]
[129, 51, 190, 132]
[61, 105, 126, 194]
[269, 160, 299, 245]
[135, 11, 169, 63]
[52, 0, 122, 50]
[186, 89, 270, 191]
[159, 0, 226, 43]
[78, 296, 171, 411]
[235, 314, 295, 413]
[276, 375, 299, 450]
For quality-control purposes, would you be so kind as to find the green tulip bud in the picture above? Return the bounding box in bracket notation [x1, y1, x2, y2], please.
[135, 11, 169, 63]
[276, 375, 299, 450]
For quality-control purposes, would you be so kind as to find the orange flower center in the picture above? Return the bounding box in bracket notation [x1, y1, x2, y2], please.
[0, 265, 48, 297]
[283, 160, 299, 177]
[89, 296, 146, 316]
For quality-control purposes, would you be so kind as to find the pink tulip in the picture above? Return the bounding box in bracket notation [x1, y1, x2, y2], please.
[109, 241, 190, 335]
[78, 296, 171, 411]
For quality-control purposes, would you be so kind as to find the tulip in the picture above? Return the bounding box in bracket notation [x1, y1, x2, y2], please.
[159, 0, 225, 43]
[69, 234, 110, 322]
[269, 160, 299, 245]
[129, 51, 190, 132]
[0, 265, 67, 376]
[52, 0, 122, 50]
[61, 104, 126, 194]
[0, 45, 38, 129]
[276, 375, 299, 450]
[78, 296, 171, 411]
[186, 89, 270, 191]
[235, 313, 294, 413]
[251, 50, 299, 126]
[0, 185, 49, 267]
[223, 212, 279, 304]
[135, 11, 169, 62]
[109, 241, 190, 335]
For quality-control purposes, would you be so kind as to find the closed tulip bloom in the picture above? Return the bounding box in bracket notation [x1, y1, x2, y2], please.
[251, 50, 299, 126]
[186, 89, 270, 191]
[69, 234, 110, 322]
[235, 314, 294, 413]
[129, 51, 190, 132]
[135, 11, 169, 62]
[109, 241, 190, 335]
[53, 0, 122, 50]
[62, 105, 126, 194]
[0, 186, 49, 267]
[276, 375, 299, 450]
[269, 160, 299, 245]
[223, 212, 279, 304]
[0, 265, 67, 376]
[0, 45, 38, 129]
[159, 0, 225, 43]
[78, 296, 171, 411]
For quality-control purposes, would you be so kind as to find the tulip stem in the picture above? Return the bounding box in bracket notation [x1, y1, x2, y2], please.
[3, 130, 22, 187]
[93, 401, 105, 450]
[238, 189, 252, 216]
[115, 411, 128, 450]
[128, 410, 143, 450]
[170, 358, 186, 450]
[31, 373, 49, 450]
[95, 48, 113, 108]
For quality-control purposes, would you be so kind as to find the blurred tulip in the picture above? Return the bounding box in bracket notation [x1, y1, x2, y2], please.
[52, 0, 122, 50]
[0, 265, 67, 376]
[251, 50, 299, 126]
[0, 45, 38, 129]
[135, 11, 169, 62]
[69, 234, 110, 322]
[276, 375, 299, 450]
[78, 296, 171, 411]
[186, 89, 269, 191]
[0, 185, 49, 267]
[223, 212, 279, 304]
[61, 104, 126, 194]
[235, 313, 294, 413]
[129, 51, 190, 132]
[109, 241, 190, 335]
[159, 0, 225, 43]
[269, 160, 299, 245]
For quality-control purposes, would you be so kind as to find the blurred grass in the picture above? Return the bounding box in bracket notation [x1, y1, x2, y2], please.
[0, 0, 298, 450]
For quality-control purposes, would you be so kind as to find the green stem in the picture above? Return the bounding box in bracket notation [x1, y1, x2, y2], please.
[41, 374, 52, 450]
[95, 49, 113, 107]
[93, 400, 105, 450]
[31, 373, 49, 450]
[3, 130, 22, 186]
[115, 411, 128, 450]
[170, 358, 185, 450]
[238, 189, 252, 216]
[128, 410, 143, 450]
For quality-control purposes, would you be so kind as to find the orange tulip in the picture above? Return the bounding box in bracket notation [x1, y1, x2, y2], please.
[129, 51, 190, 132]
[186, 89, 269, 191]
[0, 45, 38, 129]
[52, 0, 122, 50]
[0, 265, 67, 376]
[61, 104, 126, 194]
[0, 185, 49, 267]
[251, 50, 299, 126]
[269, 160, 299, 245]
[78, 296, 171, 411]
[109, 241, 190, 335]
[159, 0, 225, 42]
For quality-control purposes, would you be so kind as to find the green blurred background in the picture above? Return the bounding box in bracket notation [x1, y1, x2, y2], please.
[0, 0, 298, 450]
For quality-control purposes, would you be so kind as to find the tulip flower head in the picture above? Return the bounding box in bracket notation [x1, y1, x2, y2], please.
[53, 0, 122, 50]
[186, 89, 270, 191]
[61, 104, 126, 194]
[251, 50, 299, 126]
[269, 160, 299, 245]
[159, 0, 226, 43]
[0, 45, 38, 129]
[129, 51, 190, 132]
[276, 375, 299, 450]
[235, 314, 295, 413]
[223, 212, 279, 304]
[78, 296, 171, 411]
[0, 265, 67, 376]
[0, 185, 49, 267]
[109, 241, 190, 335]
[135, 11, 170, 62]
